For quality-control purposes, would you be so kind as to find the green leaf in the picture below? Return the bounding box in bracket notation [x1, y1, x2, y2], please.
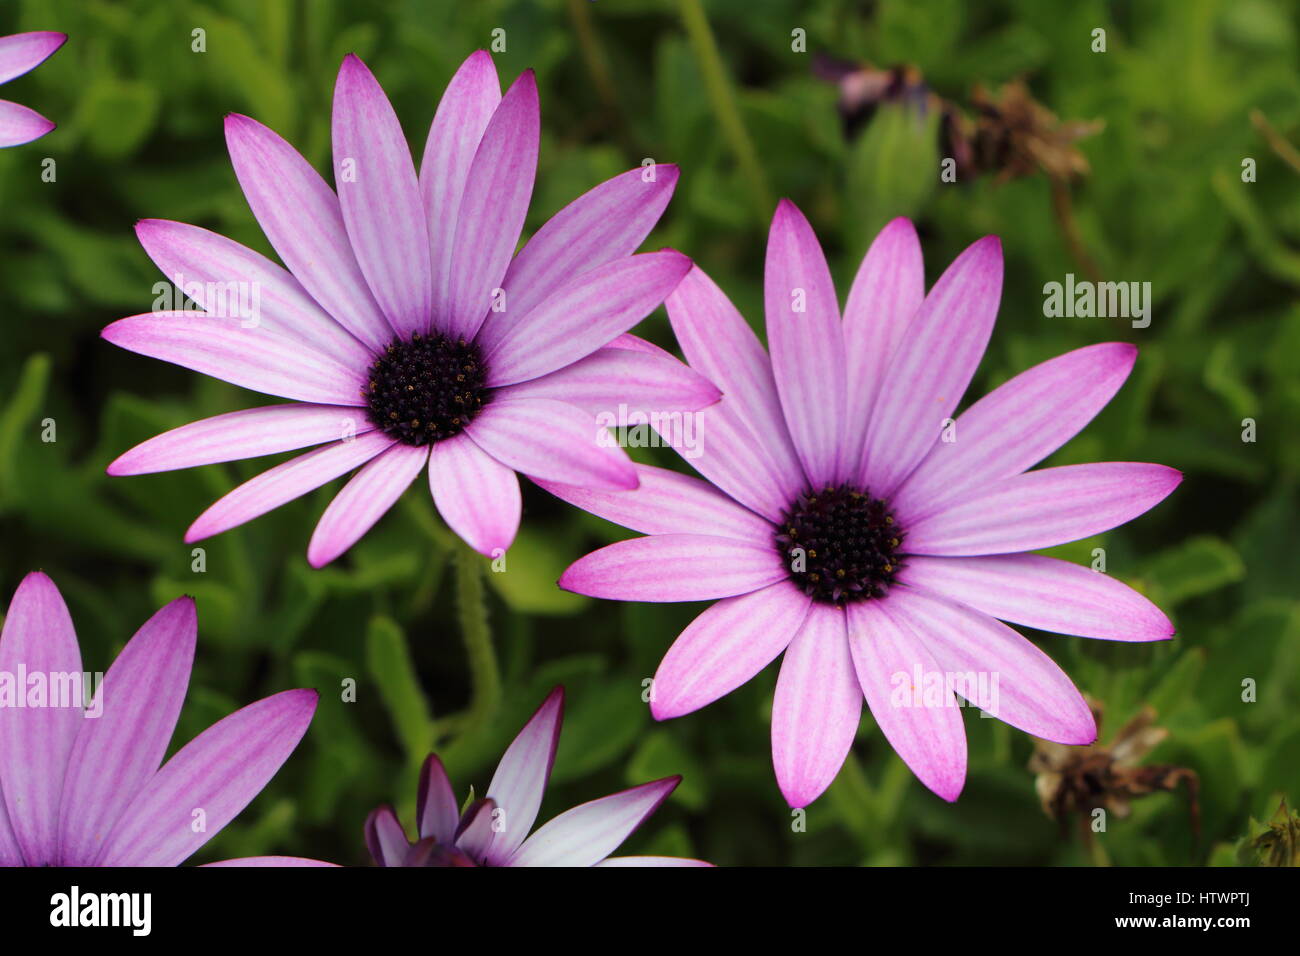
[365, 615, 434, 763]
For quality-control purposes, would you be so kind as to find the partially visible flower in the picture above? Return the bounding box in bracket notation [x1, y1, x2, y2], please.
[0, 572, 329, 867]
[0, 32, 64, 147]
[554, 201, 1180, 808]
[104, 51, 712, 566]
[1030, 701, 1198, 832]
[1246, 799, 1300, 867]
[366, 688, 710, 867]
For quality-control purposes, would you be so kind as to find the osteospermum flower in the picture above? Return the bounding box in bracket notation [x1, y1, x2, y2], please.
[553, 201, 1181, 808]
[103, 51, 712, 565]
[366, 688, 710, 867]
[0, 32, 65, 147]
[0, 572, 328, 866]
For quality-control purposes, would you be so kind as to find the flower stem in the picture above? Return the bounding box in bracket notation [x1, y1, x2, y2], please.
[677, 0, 773, 223]
[453, 543, 501, 742]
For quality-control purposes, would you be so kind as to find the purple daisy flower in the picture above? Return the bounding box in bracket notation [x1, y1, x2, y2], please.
[0, 572, 329, 867]
[552, 200, 1182, 808]
[103, 51, 712, 566]
[366, 688, 711, 867]
[0, 31, 65, 147]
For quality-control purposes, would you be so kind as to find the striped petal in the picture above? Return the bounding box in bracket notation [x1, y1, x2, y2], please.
[224, 113, 391, 350]
[559, 533, 788, 603]
[859, 236, 1003, 498]
[0, 99, 54, 147]
[887, 587, 1096, 745]
[186, 431, 394, 542]
[892, 343, 1138, 522]
[95, 689, 318, 866]
[102, 312, 366, 406]
[421, 50, 501, 321]
[652, 580, 811, 719]
[898, 554, 1174, 642]
[484, 250, 693, 388]
[427, 433, 521, 556]
[134, 219, 373, 369]
[478, 164, 681, 352]
[665, 265, 805, 504]
[0, 32, 66, 85]
[771, 603, 860, 808]
[332, 55, 431, 338]
[307, 443, 429, 567]
[108, 404, 374, 476]
[846, 599, 967, 801]
[465, 397, 636, 491]
[57, 598, 197, 866]
[445, 71, 539, 340]
[903, 463, 1183, 556]
[416, 754, 459, 845]
[0, 573, 83, 866]
[535, 464, 772, 541]
[842, 218, 925, 469]
[764, 200, 845, 486]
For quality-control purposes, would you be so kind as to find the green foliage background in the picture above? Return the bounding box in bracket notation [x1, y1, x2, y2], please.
[1, 0, 1297, 866]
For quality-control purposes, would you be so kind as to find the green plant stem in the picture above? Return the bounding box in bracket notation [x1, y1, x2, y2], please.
[677, 0, 773, 222]
[454, 543, 501, 742]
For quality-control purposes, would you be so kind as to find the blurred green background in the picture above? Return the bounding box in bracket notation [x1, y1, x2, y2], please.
[1, 0, 1297, 866]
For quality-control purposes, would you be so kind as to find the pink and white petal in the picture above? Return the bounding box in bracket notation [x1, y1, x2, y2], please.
[186, 431, 394, 542]
[478, 165, 681, 352]
[427, 433, 521, 556]
[536, 463, 772, 541]
[94, 689, 318, 867]
[893, 343, 1139, 522]
[770, 603, 860, 808]
[764, 200, 846, 486]
[102, 312, 367, 406]
[652, 580, 811, 720]
[482, 687, 564, 864]
[506, 777, 679, 867]
[416, 754, 459, 845]
[846, 600, 966, 801]
[445, 71, 539, 341]
[0, 573, 83, 866]
[888, 586, 1096, 745]
[465, 397, 636, 491]
[332, 55, 432, 338]
[0, 792, 21, 867]
[0, 100, 55, 147]
[135, 219, 372, 369]
[898, 554, 1174, 643]
[0, 32, 66, 84]
[224, 113, 391, 350]
[108, 404, 374, 476]
[559, 533, 787, 603]
[903, 463, 1183, 556]
[494, 345, 720, 419]
[859, 236, 1003, 497]
[306, 442, 429, 567]
[595, 856, 713, 867]
[665, 266, 804, 496]
[453, 797, 499, 864]
[204, 857, 338, 867]
[365, 804, 411, 867]
[663, 399, 800, 523]
[421, 50, 501, 317]
[841, 218, 925, 467]
[484, 250, 693, 387]
[57, 598, 197, 866]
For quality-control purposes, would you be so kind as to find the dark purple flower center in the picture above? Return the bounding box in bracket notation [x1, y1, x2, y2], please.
[364, 333, 488, 446]
[775, 484, 904, 604]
